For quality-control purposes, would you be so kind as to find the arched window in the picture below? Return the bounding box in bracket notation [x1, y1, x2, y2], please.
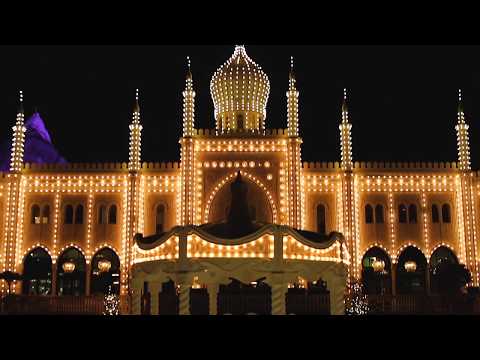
[156, 204, 165, 234]
[108, 205, 117, 224]
[441, 204, 451, 223]
[90, 247, 121, 295]
[74, 204, 84, 224]
[57, 247, 86, 296]
[31, 204, 41, 224]
[375, 205, 384, 224]
[64, 205, 74, 224]
[98, 205, 106, 224]
[317, 204, 326, 235]
[431, 204, 440, 223]
[365, 204, 374, 224]
[22, 247, 52, 295]
[398, 204, 407, 223]
[408, 204, 417, 224]
[42, 205, 50, 224]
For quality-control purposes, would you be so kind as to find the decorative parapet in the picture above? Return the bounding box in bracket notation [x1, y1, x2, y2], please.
[303, 162, 341, 170]
[192, 128, 289, 137]
[353, 161, 458, 170]
[302, 161, 461, 173]
[20, 162, 181, 173]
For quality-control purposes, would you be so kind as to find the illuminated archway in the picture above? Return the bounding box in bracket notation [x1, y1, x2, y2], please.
[22, 247, 52, 295]
[204, 171, 277, 224]
[90, 247, 121, 295]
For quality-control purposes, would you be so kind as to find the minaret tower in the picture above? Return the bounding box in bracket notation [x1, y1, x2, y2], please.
[339, 89, 353, 171]
[126, 89, 143, 295]
[339, 89, 357, 281]
[455, 89, 478, 285]
[182, 56, 195, 137]
[456, 89, 471, 171]
[180, 56, 197, 225]
[286, 57, 303, 228]
[287, 56, 299, 137]
[10, 90, 26, 173]
[128, 89, 143, 172]
[2, 91, 27, 294]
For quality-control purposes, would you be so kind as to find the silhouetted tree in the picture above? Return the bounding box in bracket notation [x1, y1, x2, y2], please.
[433, 262, 471, 295]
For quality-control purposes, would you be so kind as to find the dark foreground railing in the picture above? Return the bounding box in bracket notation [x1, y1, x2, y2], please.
[368, 294, 480, 314]
[0, 295, 130, 315]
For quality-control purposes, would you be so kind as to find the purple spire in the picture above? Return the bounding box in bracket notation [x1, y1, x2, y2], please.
[0, 112, 67, 171]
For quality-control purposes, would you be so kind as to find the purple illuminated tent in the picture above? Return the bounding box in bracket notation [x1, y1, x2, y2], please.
[0, 112, 67, 171]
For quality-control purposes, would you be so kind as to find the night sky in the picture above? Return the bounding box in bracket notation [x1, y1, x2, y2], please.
[1, 45, 480, 168]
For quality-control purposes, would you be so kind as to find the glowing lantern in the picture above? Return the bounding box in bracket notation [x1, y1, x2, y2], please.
[98, 259, 112, 273]
[372, 259, 385, 273]
[62, 261, 75, 273]
[404, 261, 417, 273]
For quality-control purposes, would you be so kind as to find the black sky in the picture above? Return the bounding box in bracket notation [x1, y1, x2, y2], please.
[0, 45, 479, 168]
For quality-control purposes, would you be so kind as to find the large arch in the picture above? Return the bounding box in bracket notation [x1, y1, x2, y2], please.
[429, 245, 459, 294]
[204, 171, 276, 224]
[56, 247, 87, 296]
[22, 247, 52, 295]
[361, 246, 392, 295]
[90, 247, 121, 295]
[396, 246, 428, 294]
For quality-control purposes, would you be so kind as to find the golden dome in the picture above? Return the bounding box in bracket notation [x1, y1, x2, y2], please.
[210, 46, 270, 134]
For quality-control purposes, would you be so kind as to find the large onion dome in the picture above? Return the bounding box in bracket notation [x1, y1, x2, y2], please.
[210, 45, 270, 134]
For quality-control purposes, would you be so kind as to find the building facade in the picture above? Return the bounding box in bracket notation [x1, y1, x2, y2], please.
[0, 46, 478, 300]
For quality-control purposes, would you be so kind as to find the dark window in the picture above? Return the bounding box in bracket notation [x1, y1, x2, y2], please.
[31, 204, 40, 224]
[74, 205, 84, 224]
[408, 204, 417, 224]
[42, 205, 50, 224]
[442, 204, 451, 223]
[375, 205, 384, 224]
[64, 205, 74, 224]
[317, 204, 326, 235]
[365, 204, 374, 224]
[398, 204, 407, 223]
[432, 204, 439, 223]
[108, 205, 117, 224]
[156, 204, 165, 234]
[98, 205, 106, 224]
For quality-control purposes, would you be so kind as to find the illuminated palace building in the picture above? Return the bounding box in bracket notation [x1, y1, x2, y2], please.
[0, 45, 478, 315]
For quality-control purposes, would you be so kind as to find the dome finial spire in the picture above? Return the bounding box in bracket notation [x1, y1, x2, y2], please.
[458, 88, 464, 114]
[342, 88, 349, 114]
[18, 90, 24, 113]
[133, 88, 140, 113]
[186, 56, 192, 80]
